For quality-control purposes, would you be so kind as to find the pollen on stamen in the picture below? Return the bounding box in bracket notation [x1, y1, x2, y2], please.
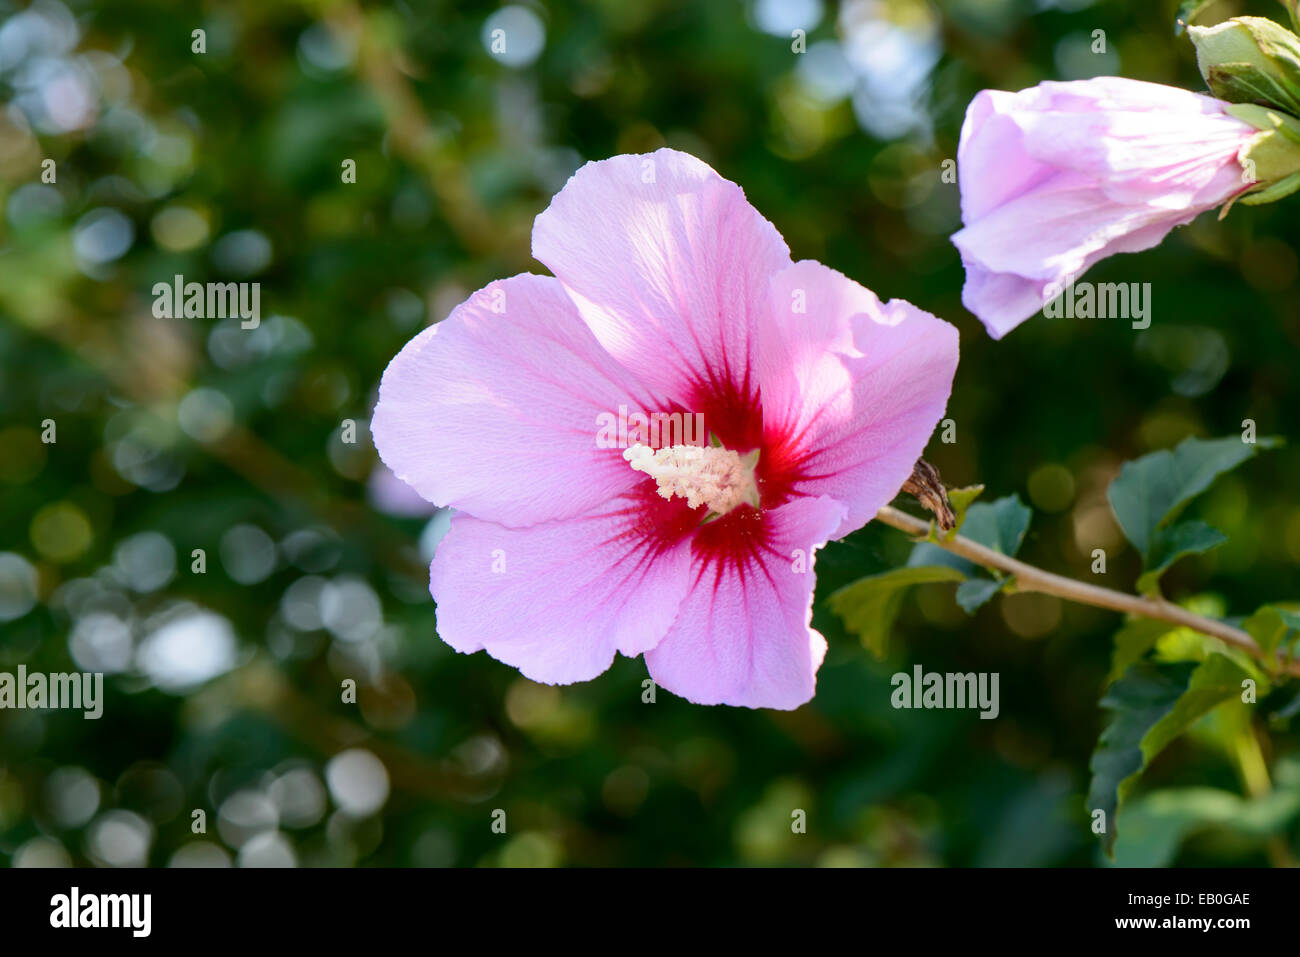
[623, 443, 760, 515]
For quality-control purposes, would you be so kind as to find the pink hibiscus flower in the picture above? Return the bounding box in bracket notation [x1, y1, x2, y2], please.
[372, 149, 958, 709]
[952, 77, 1258, 339]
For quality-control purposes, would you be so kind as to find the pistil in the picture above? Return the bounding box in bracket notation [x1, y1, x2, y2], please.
[623, 443, 760, 515]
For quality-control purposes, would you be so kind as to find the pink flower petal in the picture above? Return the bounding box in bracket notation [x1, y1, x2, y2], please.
[758, 261, 959, 537]
[430, 491, 697, 685]
[371, 273, 658, 528]
[645, 495, 846, 710]
[952, 262, 1051, 342]
[955, 172, 1174, 281]
[957, 88, 1055, 225]
[959, 79, 1246, 219]
[952, 77, 1254, 339]
[954, 176, 1214, 337]
[532, 148, 792, 402]
[1012, 111, 1251, 208]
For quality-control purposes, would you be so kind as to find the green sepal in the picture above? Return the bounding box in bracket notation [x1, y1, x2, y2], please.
[1191, 18, 1300, 116]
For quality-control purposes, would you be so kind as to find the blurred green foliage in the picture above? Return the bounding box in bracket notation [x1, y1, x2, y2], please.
[1, 0, 1299, 868]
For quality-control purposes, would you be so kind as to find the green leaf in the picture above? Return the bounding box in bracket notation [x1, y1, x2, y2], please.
[942, 484, 984, 539]
[906, 542, 975, 577]
[908, 494, 1029, 611]
[1113, 782, 1300, 867]
[960, 494, 1032, 557]
[1135, 520, 1228, 595]
[1107, 619, 1177, 685]
[955, 578, 1002, 614]
[1107, 435, 1277, 566]
[1243, 605, 1300, 661]
[828, 565, 966, 658]
[1087, 654, 1250, 857]
[1152, 616, 1271, 686]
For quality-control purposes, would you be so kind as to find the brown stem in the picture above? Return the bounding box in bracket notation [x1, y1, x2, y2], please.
[874, 504, 1300, 678]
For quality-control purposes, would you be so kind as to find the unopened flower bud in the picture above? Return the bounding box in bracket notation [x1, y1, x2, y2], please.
[1190, 16, 1300, 118]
